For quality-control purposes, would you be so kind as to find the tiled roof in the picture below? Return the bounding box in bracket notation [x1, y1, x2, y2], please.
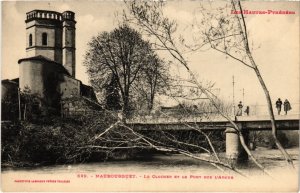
[18, 55, 70, 76]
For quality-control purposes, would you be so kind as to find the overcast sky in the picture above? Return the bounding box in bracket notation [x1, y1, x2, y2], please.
[1, 1, 299, 109]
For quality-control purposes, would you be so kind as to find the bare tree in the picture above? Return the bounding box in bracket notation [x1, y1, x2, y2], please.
[82, 22, 241, 174]
[85, 25, 155, 118]
[124, 0, 271, 173]
[85, 24, 170, 119]
[86, 109, 246, 176]
[186, 0, 294, 168]
[132, 55, 170, 111]
[79, 96, 248, 176]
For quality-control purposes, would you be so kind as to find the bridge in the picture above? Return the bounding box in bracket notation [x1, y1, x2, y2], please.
[128, 114, 299, 131]
[127, 114, 299, 162]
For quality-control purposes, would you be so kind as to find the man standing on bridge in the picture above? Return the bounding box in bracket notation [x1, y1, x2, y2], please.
[236, 101, 243, 116]
[283, 99, 292, 115]
[244, 106, 250, 116]
[275, 98, 283, 115]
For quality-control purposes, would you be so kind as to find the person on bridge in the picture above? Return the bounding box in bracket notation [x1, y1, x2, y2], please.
[244, 106, 250, 116]
[276, 98, 283, 115]
[236, 101, 243, 116]
[283, 99, 292, 115]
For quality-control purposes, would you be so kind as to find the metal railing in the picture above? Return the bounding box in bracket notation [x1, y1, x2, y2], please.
[128, 103, 300, 124]
[247, 103, 299, 116]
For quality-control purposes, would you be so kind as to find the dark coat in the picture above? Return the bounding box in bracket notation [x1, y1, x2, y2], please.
[284, 101, 292, 111]
[276, 100, 282, 108]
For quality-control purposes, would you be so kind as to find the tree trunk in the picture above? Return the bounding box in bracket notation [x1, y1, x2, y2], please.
[187, 69, 268, 172]
[251, 63, 294, 168]
[122, 92, 130, 123]
[235, 0, 294, 168]
[23, 104, 26, 120]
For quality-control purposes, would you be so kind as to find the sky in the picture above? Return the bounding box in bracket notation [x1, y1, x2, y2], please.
[1, 1, 299, 110]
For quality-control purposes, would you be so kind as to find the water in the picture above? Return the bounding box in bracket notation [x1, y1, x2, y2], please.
[2, 147, 299, 192]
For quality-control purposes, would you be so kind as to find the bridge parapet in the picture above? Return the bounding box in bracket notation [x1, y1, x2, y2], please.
[128, 114, 299, 124]
[128, 113, 299, 131]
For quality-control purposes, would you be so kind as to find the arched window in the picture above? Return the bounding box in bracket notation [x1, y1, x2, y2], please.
[29, 34, 32, 47]
[42, 33, 47, 45]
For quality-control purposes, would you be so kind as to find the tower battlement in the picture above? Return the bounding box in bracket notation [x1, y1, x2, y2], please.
[62, 11, 75, 21]
[26, 10, 62, 22]
[26, 10, 76, 22]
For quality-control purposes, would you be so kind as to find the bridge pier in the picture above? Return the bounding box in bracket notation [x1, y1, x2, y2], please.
[225, 127, 249, 163]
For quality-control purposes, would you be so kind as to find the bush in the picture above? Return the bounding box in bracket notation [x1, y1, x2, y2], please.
[1, 112, 119, 167]
[254, 131, 290, 149]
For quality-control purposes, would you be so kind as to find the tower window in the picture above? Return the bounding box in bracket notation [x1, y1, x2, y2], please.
[29, 34, 32, 47]
[42, 33, 47, 45]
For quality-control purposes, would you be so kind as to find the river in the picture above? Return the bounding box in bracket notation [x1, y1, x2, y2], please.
[1, 147, 299, 192]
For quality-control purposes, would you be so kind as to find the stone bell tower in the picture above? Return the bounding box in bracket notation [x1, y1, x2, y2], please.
[25, 10, 63, 64]
[62, 11, 76, 77]
[24, 10, 76, 78]
[20, 10, 77, 97]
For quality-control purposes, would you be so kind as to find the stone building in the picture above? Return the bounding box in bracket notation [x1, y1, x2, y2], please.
[2, 10, 99, 119]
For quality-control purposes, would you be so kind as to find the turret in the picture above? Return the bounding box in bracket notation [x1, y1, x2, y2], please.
[62, 11, 76, 77]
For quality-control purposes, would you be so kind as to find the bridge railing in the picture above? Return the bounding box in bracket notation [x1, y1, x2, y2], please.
[127, 103, 299, 124]
[247, 103, 299, 116]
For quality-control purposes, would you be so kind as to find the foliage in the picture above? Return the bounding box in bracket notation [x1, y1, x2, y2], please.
[1, 86, 42, 121]
[105, 75, 122, 110]
[20, 87, 43, 120]
[132, 56, 170, 111]
[1, 112, 118, 167]
[1, 91, 19, 121]
[84, 24, 169, 116]
[250, 131, 290, 149]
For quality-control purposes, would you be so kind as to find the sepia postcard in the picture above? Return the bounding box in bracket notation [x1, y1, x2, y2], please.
[1, 0, 299, 192]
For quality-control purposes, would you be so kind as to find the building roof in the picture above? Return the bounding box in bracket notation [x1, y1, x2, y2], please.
[18, 55, 70, 76]
[1, 79, 19, 85]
